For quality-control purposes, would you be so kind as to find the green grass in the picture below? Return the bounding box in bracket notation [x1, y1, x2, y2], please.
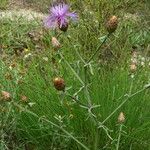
[0, 0, 9, 10]
[0, 0, 150, 150]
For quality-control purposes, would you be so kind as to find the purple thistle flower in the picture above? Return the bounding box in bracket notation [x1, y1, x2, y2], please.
[44, 3, 77, 31]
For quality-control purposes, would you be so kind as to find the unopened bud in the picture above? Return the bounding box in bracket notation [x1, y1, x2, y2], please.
[106, 16, 118, 33]
[118, 112, 125, 123]
[59, 23, 68, 32]
[1, 91, 11, 101]
[52, 37, 60, 49]
[53, 77, 65, 91]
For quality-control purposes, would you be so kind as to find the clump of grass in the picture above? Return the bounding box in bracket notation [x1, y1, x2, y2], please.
[0, 0, 9, 10]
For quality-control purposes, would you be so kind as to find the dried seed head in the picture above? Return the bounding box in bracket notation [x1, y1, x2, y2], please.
[1, 91, 11, 101]
[131, 50, 138, 58]
[106, 16, 118, 33]
[118, 112, 125, 123]
[53, 77, 65, 91]
[51, 37, 61, 49]
[131, 48, 138, 58]
[130, 63, 137, 72]
[21, 95, 28, 102]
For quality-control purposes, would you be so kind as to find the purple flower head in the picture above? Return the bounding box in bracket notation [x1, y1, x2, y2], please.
[44, 3, 77, 31]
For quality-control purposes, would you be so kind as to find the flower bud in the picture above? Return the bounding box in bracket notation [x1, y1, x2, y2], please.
[118, 112, 125, 123]
[59, 23, 68, 32]
[53, 77, 65, 91]
[51, 37, 60, 49]
[106, 16, 118, 33]
[1, 91, 11, 101]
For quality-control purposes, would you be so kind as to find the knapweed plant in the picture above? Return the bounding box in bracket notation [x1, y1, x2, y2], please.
[1, 1, 150, 150]
[41, 2, 149, 150]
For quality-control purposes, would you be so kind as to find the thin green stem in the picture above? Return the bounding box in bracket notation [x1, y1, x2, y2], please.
[84, 65, 91, 105]
[101, 87, 147, 125]
[59, 53, 84, 85]
[94, 128, 99, 150]
[66, 92, 89, 109]
[75, 49, 86, 64]
[87, 33, 111, 64]
[116, 124, 123, 150]
[13, 102, 90, 150]
[84, 65, 99, 125]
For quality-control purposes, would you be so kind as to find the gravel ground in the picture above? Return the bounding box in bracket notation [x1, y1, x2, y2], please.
[0, 9, 46, 21]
